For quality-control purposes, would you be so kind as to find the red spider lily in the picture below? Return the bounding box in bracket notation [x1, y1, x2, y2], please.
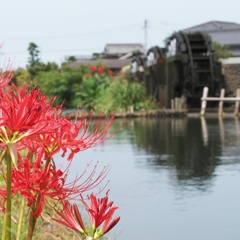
[0, 158, 110, 217]
[23, 111, 116, 161]
[0, 70, 13, 89]
[0, 58, 13, 88]
[98, 66, 104, 74]
[90, 65, 97, 72]
[0, 84, 61, 142]
[81, 192, 120, 239]
[52, 201, 88, 235]
[60, 111, 116, 161]
[52, 192, 120, 240]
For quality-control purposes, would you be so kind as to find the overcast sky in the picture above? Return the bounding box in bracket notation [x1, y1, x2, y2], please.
[1, 0, 240, 69]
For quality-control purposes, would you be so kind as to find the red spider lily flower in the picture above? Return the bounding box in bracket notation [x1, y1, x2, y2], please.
[81, 192, 120, 239]
[0, 84, 60, 142]
[0, 70, 13, 89]
[0, 84, 64, 166]
[60, 111, 116, 161]
[0, 158, 110, 217]
[52, 192, 120, 240]
[0, 57, 13, 88]
[23, 111, 116, 161]
[52, 201, 88, 236]
[90, 65, 97, 72]
[98, 66, 104, 74]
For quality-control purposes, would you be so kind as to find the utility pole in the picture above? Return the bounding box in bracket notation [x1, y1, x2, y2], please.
[143, 19, 148, 55]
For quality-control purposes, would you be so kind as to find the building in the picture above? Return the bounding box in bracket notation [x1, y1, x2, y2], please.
[182, 21, 240, 61]
[102, 43, 145, 59]
[183, 21, 240, 96]
[63, 43, 145, 71]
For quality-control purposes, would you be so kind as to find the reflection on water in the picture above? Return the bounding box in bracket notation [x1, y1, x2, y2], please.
[61, 117, 240, 240]
[123, 118, 223, 189]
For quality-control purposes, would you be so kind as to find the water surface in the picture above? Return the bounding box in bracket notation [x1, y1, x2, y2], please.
[57, 117, 240, 240]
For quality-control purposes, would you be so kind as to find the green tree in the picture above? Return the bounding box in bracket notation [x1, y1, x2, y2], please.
[67, 56, 76, 63]
[213, 41, 233, 59]
[35, 65, 88, 107]
[27, 42, 41, 79]
[27, 42, 40, 67]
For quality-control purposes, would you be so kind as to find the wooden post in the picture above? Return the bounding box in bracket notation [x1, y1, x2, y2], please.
[171, 99, 174, 110]
[201, 116, 208, 146]
[234, 88, 240, 115]
[174, 97, 181, 110]
[218, 88, 225, 116]
[200, 87, 209, 116]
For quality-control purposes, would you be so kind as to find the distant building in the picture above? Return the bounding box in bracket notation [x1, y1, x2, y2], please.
[64, 43, 145, 71]
[62, 55, 92, 63]
[69, 58, 132, 72]
[102, 43, 145, 59]
[182, 21, 240, 63]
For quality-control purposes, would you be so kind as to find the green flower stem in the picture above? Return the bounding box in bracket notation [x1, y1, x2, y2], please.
[27, 194, 41, 240]
[4, 149, 12, 240]
[2, 212, 7, 240]
[16, 197, 26, 240]
[26, 206, 35, 240]
[27, 155, 50, 240]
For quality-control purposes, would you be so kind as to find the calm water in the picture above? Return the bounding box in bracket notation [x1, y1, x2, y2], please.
[57, 117, 240, 240]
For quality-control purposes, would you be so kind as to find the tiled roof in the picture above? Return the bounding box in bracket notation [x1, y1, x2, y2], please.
[183, 21, 240, 33]
[69, 59, 132, 69]
[104, 44, 145, 55]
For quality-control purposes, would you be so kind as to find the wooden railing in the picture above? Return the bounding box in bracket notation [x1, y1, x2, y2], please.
[200, 87, 240, 116]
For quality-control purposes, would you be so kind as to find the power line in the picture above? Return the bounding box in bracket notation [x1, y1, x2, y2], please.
[2, 47, 103, 55]
[1, 22, 142, 40]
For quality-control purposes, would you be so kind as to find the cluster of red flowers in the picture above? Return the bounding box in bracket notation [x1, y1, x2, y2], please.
[0, 67, 120, 239]
[90, 65, 105, 74]
[89, 65, 114, 79]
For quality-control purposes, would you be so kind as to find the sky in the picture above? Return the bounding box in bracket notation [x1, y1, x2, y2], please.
[1, 0, 240, 69]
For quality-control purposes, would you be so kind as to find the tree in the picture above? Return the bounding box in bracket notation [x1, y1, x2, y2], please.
[67, 56, 76, 63]
[213, 41, 233, 59]
[27, 42, 40, 68]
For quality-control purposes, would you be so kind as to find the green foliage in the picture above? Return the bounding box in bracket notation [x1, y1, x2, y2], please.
[27, 42, 40, 68]
[213, 41, 233, 59]
[95, 76, 157, 112]
[76, 72, 111, 110]
[10, 69, 31, 86]
[36, 69, 81, 107]
[67, 56, 77, 63]
[27, 42, 60, 79]
[11, 62, 157, 111]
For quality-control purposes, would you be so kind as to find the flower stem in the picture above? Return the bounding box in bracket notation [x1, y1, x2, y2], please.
[1, 212, 7, 240]
[26, 206, 35, 240]
[16, 197, 26, 240]
[4, 149, 12, 240]
[27, 194, 40, 240]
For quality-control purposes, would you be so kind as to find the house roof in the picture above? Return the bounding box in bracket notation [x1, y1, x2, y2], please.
[69, 58, 132, 69]
[183, 21, 240, 33]
[182, 21, 240, 46]
[103, 43, 145, 56]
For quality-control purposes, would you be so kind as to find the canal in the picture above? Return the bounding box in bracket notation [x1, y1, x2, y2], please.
[58, 117, 240, 240]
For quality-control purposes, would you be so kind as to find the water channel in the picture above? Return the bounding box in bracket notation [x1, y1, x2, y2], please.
[57, 117, 240, 240]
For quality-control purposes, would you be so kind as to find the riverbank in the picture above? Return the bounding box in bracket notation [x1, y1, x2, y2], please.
[63, 108, 240, 119]
[115, 108, 240, 118]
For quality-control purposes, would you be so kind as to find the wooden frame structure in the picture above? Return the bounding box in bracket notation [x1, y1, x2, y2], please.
[200, 87, 240, 116]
